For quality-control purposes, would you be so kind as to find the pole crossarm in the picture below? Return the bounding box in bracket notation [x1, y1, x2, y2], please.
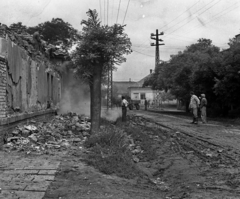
[150, 29, 165, 70]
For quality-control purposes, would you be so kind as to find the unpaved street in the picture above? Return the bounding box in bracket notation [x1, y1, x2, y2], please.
[2, 111, 240, 199]
[133, 109, 240, 151]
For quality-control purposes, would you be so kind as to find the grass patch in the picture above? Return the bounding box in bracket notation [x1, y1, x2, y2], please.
[84, 125, 144, 179]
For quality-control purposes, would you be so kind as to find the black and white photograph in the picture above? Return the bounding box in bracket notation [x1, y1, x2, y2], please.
[0, 0, 240, 198]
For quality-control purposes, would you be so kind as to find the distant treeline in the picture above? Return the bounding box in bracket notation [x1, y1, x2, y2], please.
[144, 38, 240, 117]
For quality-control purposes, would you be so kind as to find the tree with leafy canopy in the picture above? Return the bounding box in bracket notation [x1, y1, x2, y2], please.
[144, 38, 221, 111]
[10, 18, 79, 50]
[213, 37, 240, 114]
[71, 9, 132, 133]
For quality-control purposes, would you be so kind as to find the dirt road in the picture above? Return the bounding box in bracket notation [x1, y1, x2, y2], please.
[2, 111, 240, 199]
[133, 109, 240, 151]
[42, 110, 240, 199]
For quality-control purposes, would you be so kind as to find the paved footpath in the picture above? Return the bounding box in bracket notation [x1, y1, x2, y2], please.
[0, 152, 60, 199]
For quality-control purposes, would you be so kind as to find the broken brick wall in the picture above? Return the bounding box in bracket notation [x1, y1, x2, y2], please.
[0, 36, 61, 115]
[0, 56, 7, 118]
[0, 35, 61, 145]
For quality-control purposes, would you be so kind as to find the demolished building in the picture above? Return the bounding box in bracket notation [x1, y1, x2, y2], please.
[0, 23, 69, 146]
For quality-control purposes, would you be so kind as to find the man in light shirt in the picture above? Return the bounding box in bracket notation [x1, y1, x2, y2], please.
[189, 91, 200, 124]
[121, 96, 129, 122]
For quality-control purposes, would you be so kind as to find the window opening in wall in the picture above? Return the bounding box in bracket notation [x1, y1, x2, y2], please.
[133, 93, 139, 99]
[140, 93, 146, 99]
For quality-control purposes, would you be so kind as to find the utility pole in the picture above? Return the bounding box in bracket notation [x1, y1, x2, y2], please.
[150, 29, 164, 71]
[107, 61, 113, 110]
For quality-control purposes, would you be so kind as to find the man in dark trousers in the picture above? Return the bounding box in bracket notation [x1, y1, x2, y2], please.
[121, 96, 128, 122]
[144, 98, 148, 110]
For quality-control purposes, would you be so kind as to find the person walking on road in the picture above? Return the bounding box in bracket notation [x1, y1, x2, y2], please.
[121, 96, 128, 122]
[189, 91, 200, 124]
[144, 98, 148, 110]
[200, 93, 207, 123]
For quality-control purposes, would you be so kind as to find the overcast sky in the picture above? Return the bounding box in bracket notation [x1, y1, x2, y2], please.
[1, 0, 240, 81]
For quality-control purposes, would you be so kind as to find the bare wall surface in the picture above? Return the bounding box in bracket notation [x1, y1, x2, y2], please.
[0, 37, 61, 117]
[0, 35, 62, 145]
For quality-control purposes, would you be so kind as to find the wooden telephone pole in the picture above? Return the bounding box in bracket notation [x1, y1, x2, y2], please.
[150, 29, 164, 71]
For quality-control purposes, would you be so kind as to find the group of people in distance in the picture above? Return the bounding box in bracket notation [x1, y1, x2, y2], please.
[189, 91, 208, 124]
[121, 91, 208, 124]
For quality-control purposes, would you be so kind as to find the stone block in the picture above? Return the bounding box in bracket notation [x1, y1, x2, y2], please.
[38, 169, 57, 175]
[25, 181, 51, 191]
[33, 175, 55, 181]
[0, 181, 27, 190]
[11, 191, 45, 199]
[2, 169, 39, 175]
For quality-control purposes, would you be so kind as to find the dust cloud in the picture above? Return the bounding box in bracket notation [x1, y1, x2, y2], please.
[59, 69, 90, 116]
[102, 108, 122, 122]
[59, 66, 122, 121]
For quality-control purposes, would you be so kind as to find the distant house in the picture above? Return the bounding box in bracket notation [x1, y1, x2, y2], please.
[113, 69, 156, 105]
[113, 80, 139, 97]
[128, 86, 157, 105]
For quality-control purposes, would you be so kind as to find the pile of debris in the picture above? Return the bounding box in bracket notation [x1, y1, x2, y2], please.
[3, 113, 91, 155]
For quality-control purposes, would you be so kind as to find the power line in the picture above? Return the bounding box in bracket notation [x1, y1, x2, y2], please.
[116, 0, 122, 24]
[186, 2, 239, 34]
[166, 0, 222, 37]
[111, 0, 115, 25]
[107, 0, 109, 25]
[168, 1, 239, 41]
[104, 0, 106, 25]
[160, 0, 200, 31]
[132, 49, 154, 57]
[99, 0, 102, 22]
[122, 0, 131, 25]
[163, 0, 215, 33]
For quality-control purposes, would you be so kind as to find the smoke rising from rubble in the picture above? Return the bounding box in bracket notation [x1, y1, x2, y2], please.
[102, 108, 122, 122]
[59, 64, 122, 121]
[59, 69, 90, 116]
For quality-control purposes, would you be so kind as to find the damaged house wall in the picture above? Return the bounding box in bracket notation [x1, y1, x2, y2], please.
[0, 24, 66, 145]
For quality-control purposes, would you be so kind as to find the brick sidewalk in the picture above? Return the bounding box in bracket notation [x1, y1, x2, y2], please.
[0, 152, 60, 199]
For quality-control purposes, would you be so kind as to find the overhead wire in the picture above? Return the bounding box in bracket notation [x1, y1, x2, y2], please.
[104, 0, 106, 25]
[132, 49, 154, 57]
[159, 0, 200, 31]
[164, 1, 239, 48]
[186, 2, 239, 34]
[122, 0, 131, 25]
[163, 0, 216, 33]
[116, 0, 122, 24]
[134, 1, 230, 47]
[166, 0, 222, 37]
[111, 0, 115, 25]
[99, 0, 102, 22]
[107, 0, 109, 25]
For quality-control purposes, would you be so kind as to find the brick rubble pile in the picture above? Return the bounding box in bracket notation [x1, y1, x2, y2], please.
[3, 113, 91, 155]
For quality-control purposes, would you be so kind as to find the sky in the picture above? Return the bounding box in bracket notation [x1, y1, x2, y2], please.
[1, 0, 240, 81]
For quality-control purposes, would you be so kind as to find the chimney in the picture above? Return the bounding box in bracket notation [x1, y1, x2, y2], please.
[129, 78, 131, 82]
[150, 69, 153, 74]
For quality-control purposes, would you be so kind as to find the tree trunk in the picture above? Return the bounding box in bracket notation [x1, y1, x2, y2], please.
[90, 82, 94, 120]
[90, 64, 103, 134]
